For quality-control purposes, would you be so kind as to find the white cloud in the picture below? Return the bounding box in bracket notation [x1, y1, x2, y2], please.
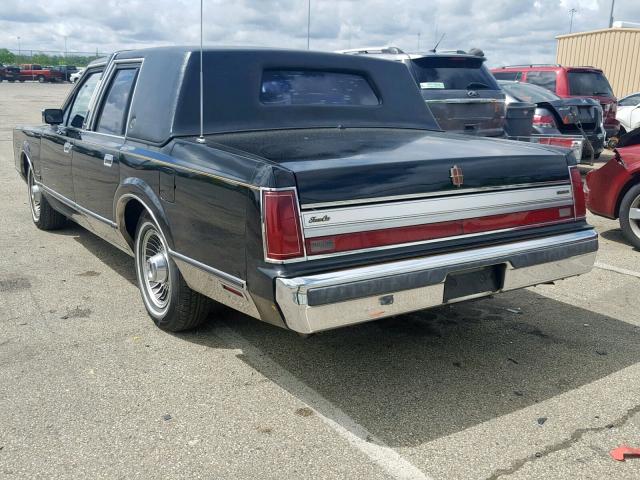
[0, 0, 638, 66]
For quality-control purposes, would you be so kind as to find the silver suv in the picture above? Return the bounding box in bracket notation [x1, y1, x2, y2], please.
[338, 46, 506, 137]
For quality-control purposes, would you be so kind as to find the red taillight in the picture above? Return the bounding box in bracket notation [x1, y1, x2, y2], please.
[262, 190, 304, 261]
[570, 167, 586, 219]
[532, 109, 557, 129]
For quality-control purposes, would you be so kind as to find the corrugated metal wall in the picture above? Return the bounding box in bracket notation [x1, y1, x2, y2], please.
[556, 28, 640, 98]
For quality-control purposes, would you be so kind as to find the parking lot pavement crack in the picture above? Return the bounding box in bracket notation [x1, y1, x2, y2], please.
[484, 402, 640, 480]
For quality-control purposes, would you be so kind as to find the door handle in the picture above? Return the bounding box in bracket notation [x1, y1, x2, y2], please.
[103, 153, 114, 167]
[63, 141, 73, 154]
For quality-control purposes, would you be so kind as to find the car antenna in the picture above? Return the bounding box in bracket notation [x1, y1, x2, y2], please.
[430, 33, 446, 53]
[196, 0, 206, 144]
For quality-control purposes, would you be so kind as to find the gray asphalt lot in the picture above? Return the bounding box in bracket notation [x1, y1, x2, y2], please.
[2, 82, 640, 480]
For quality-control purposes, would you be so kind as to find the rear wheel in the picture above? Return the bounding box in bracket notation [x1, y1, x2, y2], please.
[27, 168, 66, 230]
[134, 213, 210, 331]
[619, 183, 640, 249]
[37, 75, 45, 83]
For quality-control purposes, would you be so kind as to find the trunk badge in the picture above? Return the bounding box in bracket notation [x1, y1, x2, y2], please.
[450, 165, 464, 188]
[467, 90, 479, 97]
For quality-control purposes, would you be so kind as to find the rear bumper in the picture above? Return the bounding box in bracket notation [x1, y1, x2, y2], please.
[275, 229, 598, 333]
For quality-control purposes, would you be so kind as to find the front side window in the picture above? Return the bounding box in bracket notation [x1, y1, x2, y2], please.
[568, 71, 614, 97]
[66, 70, 103, 129]
[95, 68, 138, 135]
[260, 70, 379, 106]
[525, 71, 557, 92]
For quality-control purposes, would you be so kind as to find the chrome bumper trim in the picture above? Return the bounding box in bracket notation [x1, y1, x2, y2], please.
[275, 230, 597, 333]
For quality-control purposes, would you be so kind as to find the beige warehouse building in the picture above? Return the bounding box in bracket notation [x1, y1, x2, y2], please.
[556, 26, 640, 98]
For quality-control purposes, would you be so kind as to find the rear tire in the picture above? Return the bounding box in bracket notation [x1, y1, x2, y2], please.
[134, 213, 210, 331]
[37, 75, 45, 83]
[619, 183, 640, 249]
[27, 168, 66, 230]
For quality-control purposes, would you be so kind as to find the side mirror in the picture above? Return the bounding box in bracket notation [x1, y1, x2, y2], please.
[42, 108, 63, 125]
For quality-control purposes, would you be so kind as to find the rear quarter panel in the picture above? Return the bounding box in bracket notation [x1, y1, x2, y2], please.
[587, 146, 640, 218]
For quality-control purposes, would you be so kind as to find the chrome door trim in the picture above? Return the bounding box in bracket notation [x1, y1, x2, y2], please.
[37, 181, 117, 228]
[300, 181, 571, 210]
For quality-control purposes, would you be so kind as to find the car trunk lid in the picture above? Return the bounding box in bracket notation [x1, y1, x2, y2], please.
[213, 128, 581, 259]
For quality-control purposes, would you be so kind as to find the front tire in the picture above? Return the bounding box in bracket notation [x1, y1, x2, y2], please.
[619, 183, 640, 249]
[134, 214, 210, 331]
[27, 168, 66, 230]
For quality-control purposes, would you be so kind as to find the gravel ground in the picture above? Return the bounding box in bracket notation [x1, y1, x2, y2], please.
[1, 82, 640, 480]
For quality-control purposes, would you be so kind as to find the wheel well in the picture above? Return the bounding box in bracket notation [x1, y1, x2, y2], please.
[615, 174, 640, 218]
[123, 199, 145, 246]
[21, 153, 30, 178]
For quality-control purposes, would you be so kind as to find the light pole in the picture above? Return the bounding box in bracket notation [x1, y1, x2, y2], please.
[569, 8, 577, 33]
[306, 0, 311, 50]
[608, 0, 615, 28]
[64, 36, 67, 57]
[417, 32, 421, 51]
[17, 36, 21, 58]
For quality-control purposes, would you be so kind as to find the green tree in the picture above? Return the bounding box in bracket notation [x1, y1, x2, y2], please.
[0, 48, 16, 64]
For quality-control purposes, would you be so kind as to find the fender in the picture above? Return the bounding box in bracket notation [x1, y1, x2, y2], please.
[114, 177, 174, 250]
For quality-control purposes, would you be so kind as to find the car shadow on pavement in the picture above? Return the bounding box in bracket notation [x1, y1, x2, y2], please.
[56, 223, 137, 284]
[183, 289, 640, 448]
[63, 226, 640, 448]
[600, 227, 637, 250]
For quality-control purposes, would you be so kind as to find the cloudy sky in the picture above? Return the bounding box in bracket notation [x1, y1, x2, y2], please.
[1, 0, 638, 66]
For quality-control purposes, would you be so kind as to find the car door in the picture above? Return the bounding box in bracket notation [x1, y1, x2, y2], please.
[72, 64, 140, 221]
[39, 69, 103, 200]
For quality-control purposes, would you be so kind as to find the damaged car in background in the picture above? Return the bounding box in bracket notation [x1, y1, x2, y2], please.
[499, 80, 605, 159]
[13, 47, 597, 334]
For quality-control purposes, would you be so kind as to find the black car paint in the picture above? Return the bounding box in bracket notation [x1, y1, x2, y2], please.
[13, 47, 583, 330]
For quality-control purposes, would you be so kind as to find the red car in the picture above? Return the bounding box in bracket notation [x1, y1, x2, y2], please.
[586, 129, 640, 247]
[492, 65, 619, 139]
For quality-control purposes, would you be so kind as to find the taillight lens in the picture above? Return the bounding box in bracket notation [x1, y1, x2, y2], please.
[262, 190, 304, 261]
[532, 108, 557, 129]
[570, 167, 586, 219]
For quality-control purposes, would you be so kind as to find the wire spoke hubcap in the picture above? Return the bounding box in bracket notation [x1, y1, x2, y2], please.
[28, 171, 41, 221]
[139, 226, 171, 313]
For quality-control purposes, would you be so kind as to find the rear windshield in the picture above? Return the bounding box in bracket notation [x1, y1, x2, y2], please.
[568, 71, 614, 97]
[410, 56, 499, 90]
[499, 81, 560, 103]
[260, 70, 380, 106]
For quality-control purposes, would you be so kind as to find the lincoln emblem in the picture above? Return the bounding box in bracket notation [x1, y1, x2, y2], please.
[450, 165, 464, 187]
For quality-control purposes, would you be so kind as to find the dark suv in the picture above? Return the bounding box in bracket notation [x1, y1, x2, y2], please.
[340, 47, 506, 137]
[491, 65, 619, 138]
[0, 63, 20, 82]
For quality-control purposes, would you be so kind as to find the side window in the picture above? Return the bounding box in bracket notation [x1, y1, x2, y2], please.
[95, 68, 138, 136]
[493, 71, 521, 81]
[526, 71, 557, 92]
[619, 94, 640, 107]
[66, 71, 103, 129]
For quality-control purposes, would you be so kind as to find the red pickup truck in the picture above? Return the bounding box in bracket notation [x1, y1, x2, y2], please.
[18, 64, 64, 83]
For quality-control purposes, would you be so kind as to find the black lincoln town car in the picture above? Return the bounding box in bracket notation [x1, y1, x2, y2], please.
[13, 47, 598, 334]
